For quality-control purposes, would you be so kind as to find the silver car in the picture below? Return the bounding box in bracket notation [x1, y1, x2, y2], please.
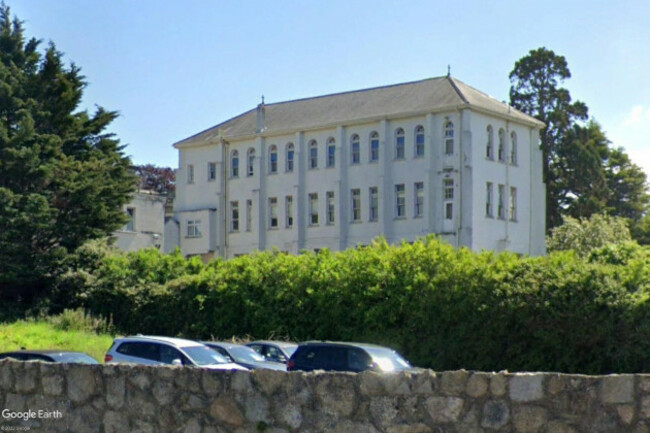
[104, 335, 247, 370]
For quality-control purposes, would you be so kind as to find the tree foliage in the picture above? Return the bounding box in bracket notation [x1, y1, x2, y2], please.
[546, 213, 633, 257]
[0, 5, 136, 299]
[133, 164, 175, 195]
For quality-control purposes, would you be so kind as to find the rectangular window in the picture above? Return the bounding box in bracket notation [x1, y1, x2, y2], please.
[230, 201, 239, 232]
[309, 193, 319, 225]
[187, 164, 194, 184]
[498, 184, 505, 219]
[414, 182, 424, 217]
[208, 162, 217, 181]
[269, 151, 278, 174]
[509, 187, 517, 221]
[369, 187, 379, 222]
[445, 202, 453, 220]
[486, 182, 493, 217]
[395, 135, 405, 159]
[309, 145, 318, 169]
[351, 188, 361, 222]
[415, 132, 425, 157]
[268, 197, 278, 228]
[326, 191, 335, 225]
[246, 200, 252, 232]
[285, 196, 293, 228]
[124, 208, 135, 231]
[327, 144, 336, 168]
[186, 219, 201, 237]
[444, 179, 454, 220]
[370, 137, 379, 162]
[351, 142, 360, 164]
[444, 178, 454, 200]
[395, 184, 405, 218]
[287, 147, 294, 172]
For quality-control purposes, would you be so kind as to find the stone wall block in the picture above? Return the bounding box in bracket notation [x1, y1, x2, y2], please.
[386, 424, 433, 433]
[369, 396, 400, 425]
[201, 370, 223, 397]
[42, 374, 64, 396]
[230, 370, 253, 394]
[105, 375, 125, 409]
[359, 371, 385, 396]
[481, 400, 510, 429]
[253, 368, 285, 396]
[0, 362, 14, 391]
[152, 379, 175, 406]
[441, 370, 468, 396]
[4, 393, 26, 412]
[383, 371, 412, 395]
[411, 369, 436, 394]
[244, 393, 271, 423]
[510, 374, 544, 402]
[68, 405, 102, 433]
[640, 396, 650, 418]
[129, 369, 152, 391]
[314, 374, 358, 417]
[466, 373, 489, 398]
[275, 402, 303, 430]
[131, 419, 156, 433]
[15, 364, 37, 393]
[490, 372, 508, 396]
[600, 375, 634, 404]
[618, 404, 635, 425]
[209, 395, 245, 427]
[424, 396, 464, 423]
[67, 364, 101, 404]
[104, 410, 129, 433]
[512, 405, 547, 433]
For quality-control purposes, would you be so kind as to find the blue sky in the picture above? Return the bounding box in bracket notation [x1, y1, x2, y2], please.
[7, 0, 650, 177]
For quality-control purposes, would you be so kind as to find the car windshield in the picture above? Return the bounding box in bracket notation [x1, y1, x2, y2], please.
[51, 353, 99, 364]
[183, 346, 230, 366]
[278, 344, 297, 357]
[364, 347, 412, 372]
[228, 346, 266, 363]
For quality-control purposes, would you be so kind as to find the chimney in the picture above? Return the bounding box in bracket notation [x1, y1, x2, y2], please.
[256, 95, 266, 133]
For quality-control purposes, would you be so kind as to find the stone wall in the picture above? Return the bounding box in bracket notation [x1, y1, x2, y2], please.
[1, 359, 649, 432]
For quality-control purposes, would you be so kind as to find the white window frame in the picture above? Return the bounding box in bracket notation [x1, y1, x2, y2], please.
[326, 191, 335, 225]
[444, 122, 454, 155]
[326, 138, 336, 168]
[231, 150, 239, 178]
[246, 199, 252, 232]
[486, 182, 494, 218]
[369, 131, 379, 162]
[498, 129, 506, 162]
[444, 178, 454, 220]
[498, 184, 505, 219]
[187, 164, 194, 184]
[509, 187, 517, 221]
[414, 182, 424, 217]
[208, 162, 217, 181]
[285, 196, 293, 228]
[247, 148, 255, 177]
[230, 201, 239, 232]
[415, 125, 425, 158]
[268, 197, 278, 229]
[395, 128, 405, 160]
[186, 219, 201, 238]
[351, 188, 361, 222]
[486, 125, 494, 160]
[510, 132, 518, 165]
[286, 143, 295, 172]
[395, 184, 405, 218]
[309, 193, 319, 225]
[351, 134, 360, 165]
[369, 187, 379, 222]
[269, 145, 278, 174]
[309, 140, 318, 169]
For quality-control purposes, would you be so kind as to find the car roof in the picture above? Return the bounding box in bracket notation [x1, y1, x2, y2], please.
[298, 341, 393, 350]
[247, 340, 297, 348]
[116, 335, 204, 348]
[203, 341, 243, 349]
[0, 350, 87, 356]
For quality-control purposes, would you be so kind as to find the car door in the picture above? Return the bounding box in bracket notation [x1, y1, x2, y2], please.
[263, 345, 288, 363]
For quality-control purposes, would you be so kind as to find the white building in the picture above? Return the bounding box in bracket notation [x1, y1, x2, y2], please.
[172, 76, 546, 260]
[113, 191, 166, 252]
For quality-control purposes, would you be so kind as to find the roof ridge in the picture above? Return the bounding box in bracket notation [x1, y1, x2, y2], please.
[447, 76, 469, 105]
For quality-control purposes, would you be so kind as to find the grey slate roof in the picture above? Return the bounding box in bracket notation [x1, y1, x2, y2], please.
[175, 76, 543, 147]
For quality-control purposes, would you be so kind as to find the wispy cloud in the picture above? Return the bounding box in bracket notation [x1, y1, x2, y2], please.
[623, 105, 650, 126]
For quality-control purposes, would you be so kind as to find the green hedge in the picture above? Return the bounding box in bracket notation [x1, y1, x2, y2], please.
[57, 236, 650, 374]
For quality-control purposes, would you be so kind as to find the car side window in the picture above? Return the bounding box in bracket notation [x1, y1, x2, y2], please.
[248, 344, 262, 355]
[160, 345, 186, 364]
[120, 342, 160, 361]
[24, 354, 54, 362]
[264, 346, 286, 363]
[324, 347, 347, 370]
[212, 347, 233, 362]
[348, 348, 372, 372]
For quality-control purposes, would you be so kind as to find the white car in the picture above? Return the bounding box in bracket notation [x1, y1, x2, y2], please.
[104, 335, 247, 370]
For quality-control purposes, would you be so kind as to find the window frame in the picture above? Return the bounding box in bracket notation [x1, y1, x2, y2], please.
[350, 134, 360, 165]
[268, 197, 278, 229]
[351, 188, 361, 222]
[395, 128, 405, 160]
[309, 140, 318, 170]
[415, 125, 425, 158]
[444, 122, 454, 155]
[286, 143, 295, 172]
[247, 148, 255, 177]
[326, 138, 336, 168]
[231, 150, 239, 178]
[395, 184, 406, 219]
[369, 131, 379, 162]
[326, 191, 335, 225]
[269, 145, 278, 174]
[414, 182, 424, 218]
[208, 162, 217, 181]
[230, 201, 239, 232]
[309, 193, 319, 225]
[369, 186, 379, 222]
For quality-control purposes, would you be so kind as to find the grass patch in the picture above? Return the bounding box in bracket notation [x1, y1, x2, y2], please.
[0, 320, 115, 362]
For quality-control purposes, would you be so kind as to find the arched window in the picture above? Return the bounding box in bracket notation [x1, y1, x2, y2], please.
[231, 150, 239, 178]
[309, 140, 318, 169]
[510, 132, 517, 165]
[268, 145, 278, 174]
[326, 137, 336, 168]
[444, 121, 454, 155]
[369, 131, 379, 162]
[350, 134, 360, 164]
[486, 125, 494, 160]
[247, 148, 255, 176]
[395, 128, 405, 159]
[415, 125, 425, 157]
[498, 129, 506, 162]
[286, 143, 294, 172]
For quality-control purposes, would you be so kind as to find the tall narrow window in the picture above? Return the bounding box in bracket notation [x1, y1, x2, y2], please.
[208, 162, 217, 181]
[395, 128, 405, 159]
[269, 145, 278, 174]
[510, 132, 517, 165]
[351, 134, 360, 165]
[124, 208, 135, 231]
[309, 140, 318, 169]
[486, 125, 494, 160]
[444, 121, 454, 155]
[444, 178, 454, 220]
[486, 182, 493, 217]
[369, 131, 379, 162]
[395, 184, 405, 218]
[230, 201, 239, 232]
[286, 143, 295, 172]
[186, 220, 201, 237]
[231, 150, 239, 178]
[498, 184, 505, 219]
[414, 182, 424, 217]
[415, 125, 425, 158]
[187, 164, 194, 184]
[309, 193, 319, 225]
[498, 129, 506, 162]
[247, 148, 255, 176]
[326, 191, 335, 225]
[326, 138, 336, 168]
[268, 197, 278, 228]
[246, 200, 252, 231]
[351, 188, 361, 222]
[509, 187, 517, 221]
[369, 187, 379, 222]
[285, 196, 293, 228]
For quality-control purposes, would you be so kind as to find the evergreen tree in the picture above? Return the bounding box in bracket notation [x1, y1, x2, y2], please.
[0, 5, 136, 299]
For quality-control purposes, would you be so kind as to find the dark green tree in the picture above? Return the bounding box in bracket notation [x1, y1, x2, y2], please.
[604, 146, 649, 222]
[509, 47, 588, 231]
[0, 5, 136, 299]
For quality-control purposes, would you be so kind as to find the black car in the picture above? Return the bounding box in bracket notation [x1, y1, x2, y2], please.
[245, 340, 298, 364]
[0, 350, 99, 364]
[287, 341, 412, 373]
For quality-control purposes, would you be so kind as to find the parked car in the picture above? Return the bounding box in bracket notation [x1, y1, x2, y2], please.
[203, 342, 286, 371]
[287, 341, 413, 373]
[0, 350, 99, 364]
[245, 340, 298, 364]
[104, 335, 247, 370]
